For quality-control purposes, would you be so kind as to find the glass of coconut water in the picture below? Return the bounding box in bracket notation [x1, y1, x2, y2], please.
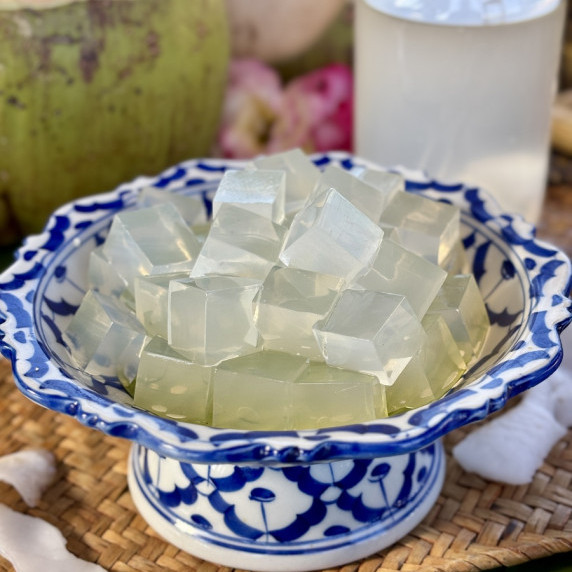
[354, 0, 566, 223]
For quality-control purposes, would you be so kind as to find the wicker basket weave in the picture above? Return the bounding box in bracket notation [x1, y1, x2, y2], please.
[0, 358, 571, 572]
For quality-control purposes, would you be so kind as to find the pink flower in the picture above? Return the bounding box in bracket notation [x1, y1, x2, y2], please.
[270, 64, 353, 154]
[216, 59, 283, 159]
[216, 60, 353, 158]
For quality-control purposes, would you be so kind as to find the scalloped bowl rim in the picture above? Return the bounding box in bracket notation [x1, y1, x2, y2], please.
[0, 151, 570, 465]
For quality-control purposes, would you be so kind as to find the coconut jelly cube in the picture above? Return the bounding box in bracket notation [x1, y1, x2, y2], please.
[313, 289, 426, 385]
[212, 169, 286, 223]
[169, 275, 261, 366]
[138, 187, 208, 227]
[379, 192, 460, 265]
[134, 272, 189, 339]
[254, 148, 321, 214]
[386, 313, 466, 414]
[88, 246, 128, 300]
[428, 274, 490, 363]
[353, 239, 447, 318]
[102, 203, 201, 294]
[63, 290, 146, 394]
[190, 204, 287, 280]
[441, 240, 470, 275]
[134, 337, 212, 424]
[254, 266, 343, 359]
[279, 188, 383, 282]
[359, 168, 404, 206]
[378, 223, 401, 244]
[212, 350, 309, 430]
[310, 165, 393, 223]
[293, 362, 385, 428]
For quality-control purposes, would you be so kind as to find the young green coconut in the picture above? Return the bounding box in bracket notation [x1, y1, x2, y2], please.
[0, 0, 229, 241]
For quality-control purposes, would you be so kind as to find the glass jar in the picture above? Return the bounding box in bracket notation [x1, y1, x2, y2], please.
[354, 0, 566, 223]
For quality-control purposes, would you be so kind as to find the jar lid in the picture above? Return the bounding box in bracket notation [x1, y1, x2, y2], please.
[362, 0, 562, 26]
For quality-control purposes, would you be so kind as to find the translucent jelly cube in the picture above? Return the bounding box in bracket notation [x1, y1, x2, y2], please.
[190, 204, 287, 280]
[168, 275, 261, 366]
[102, 203, 201, 293]
[212, 351, 309, 430]
[138, 187, 208, 227]
[353, 239, 447, 318]
[63, 290, 146, 394]
[279, 188, 384, 282]
[212, 169, 286, 224]
[359, 168, 404, 207]
[386, 313, 466, 415]
[422, 312, 467, 382]
[134, 337, 212, 424]
[88, 246, 128, 299]
[293, 363, 385, 428]
[378, 223, 401, 244]
[441, 240, 470, 275]
[428, 274, 490, 363]
[134, 272, 189, 339]
[254, 266, 343, 359]
[385, 361, 434, 416]
[254, 148, 321, 214]
[310, 165, 392, 223]
[313, 289, 426, 385]
[379, 192, 460, 265]
[192, 222, 212, 245]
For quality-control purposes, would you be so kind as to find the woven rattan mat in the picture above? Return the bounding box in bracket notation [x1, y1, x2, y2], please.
[0, 359, 571, 572]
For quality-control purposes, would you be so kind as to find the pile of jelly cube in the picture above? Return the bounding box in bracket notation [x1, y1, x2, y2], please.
[63, 149, 490, 430]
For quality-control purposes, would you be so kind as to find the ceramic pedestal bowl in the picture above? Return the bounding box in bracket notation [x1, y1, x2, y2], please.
[0, 152, 570, 572]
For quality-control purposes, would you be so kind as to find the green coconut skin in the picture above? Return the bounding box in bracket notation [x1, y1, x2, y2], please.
[0, 0, 229, 238]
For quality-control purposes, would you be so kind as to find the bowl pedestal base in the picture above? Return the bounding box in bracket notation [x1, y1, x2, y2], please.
[128, 440, 445, 572]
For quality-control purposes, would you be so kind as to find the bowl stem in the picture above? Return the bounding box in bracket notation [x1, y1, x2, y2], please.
[128, 440, 445, 571]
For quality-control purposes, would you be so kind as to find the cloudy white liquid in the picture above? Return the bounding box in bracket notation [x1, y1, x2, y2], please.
[355, 0, 565, 222]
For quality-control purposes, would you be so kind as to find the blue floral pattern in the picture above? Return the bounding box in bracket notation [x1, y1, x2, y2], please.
[0, 152, 570, 465]
[129, 440, 443, 555]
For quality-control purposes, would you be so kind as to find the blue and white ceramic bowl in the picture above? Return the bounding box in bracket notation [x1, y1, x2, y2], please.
[0, 152, 570, 571]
